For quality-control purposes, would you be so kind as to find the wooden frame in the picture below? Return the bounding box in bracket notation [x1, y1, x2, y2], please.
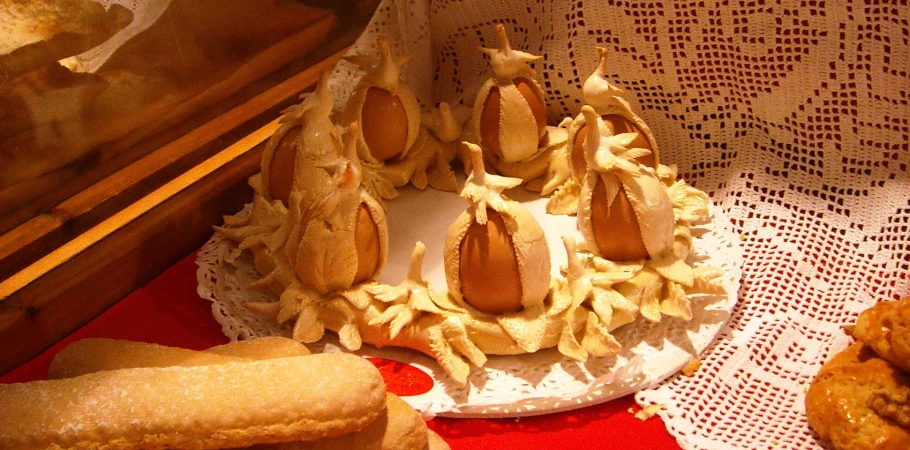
[0, 25, 360, 374]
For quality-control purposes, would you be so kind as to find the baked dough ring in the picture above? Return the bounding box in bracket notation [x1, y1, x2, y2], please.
[0, 354, 386, 450]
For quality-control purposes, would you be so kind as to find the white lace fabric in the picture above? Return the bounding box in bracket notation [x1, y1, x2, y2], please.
[194, 0, 909, 448]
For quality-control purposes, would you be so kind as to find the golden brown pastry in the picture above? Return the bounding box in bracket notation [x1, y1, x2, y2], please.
[98, 0, 328, 79]
[851, 297, 910, 374]
[0, 62, 107, 137]
[0, 67, 182, 192]
[0, 354, 387, 450]
[296, 393, 428, 450]
[205, 336, 312, 359]
[805, 342, 910, 450]
[0, 0, 336, 221]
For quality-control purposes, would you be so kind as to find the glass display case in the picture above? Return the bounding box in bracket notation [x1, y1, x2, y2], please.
[0, 0, 380, 373]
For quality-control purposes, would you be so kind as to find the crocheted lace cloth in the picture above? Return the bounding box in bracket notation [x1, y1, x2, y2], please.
[194, 0, 909, 448]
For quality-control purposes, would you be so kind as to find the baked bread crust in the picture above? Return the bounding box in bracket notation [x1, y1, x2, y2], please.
[47, 336, 310, 379]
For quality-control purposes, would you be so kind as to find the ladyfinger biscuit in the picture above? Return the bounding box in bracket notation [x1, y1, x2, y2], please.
[427, 429, 451, 450]
[48, 338, 247, 379]
[297, 393, 428, 450]
[0, 354, 386, 450]
[245, 393, 429, 450]
[52, 338, 433, 450]
[48, 337, 310, 379]
[205, 336, 311, 359]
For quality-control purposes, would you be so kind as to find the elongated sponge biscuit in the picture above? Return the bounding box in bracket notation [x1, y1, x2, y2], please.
[206, 336, 312, 359]
[427, 429, 450, 450]
[246, 393, 432, 450]
[49, 338, 445, 450]
[48, 336, 310, 378]
[0, 354, 386, 450]
[50, 338, 438, 450]
[296, 393, 428, 450]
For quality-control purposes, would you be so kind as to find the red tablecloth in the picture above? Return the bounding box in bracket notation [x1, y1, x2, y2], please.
[1, 251, 682, 450]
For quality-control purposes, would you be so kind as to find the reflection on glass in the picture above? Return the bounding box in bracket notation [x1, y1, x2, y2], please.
[0, 0, 372, 237]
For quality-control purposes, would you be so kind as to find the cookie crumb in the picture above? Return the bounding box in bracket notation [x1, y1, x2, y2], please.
[634, 404, 665, 421]
[681, 358, 701, 377]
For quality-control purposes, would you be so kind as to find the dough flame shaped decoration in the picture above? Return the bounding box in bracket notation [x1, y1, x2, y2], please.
[549, 47, 661, 216]
[463, 24, 570, 194]
[341, 38, 469, 202]
[217, 34, 727, 387]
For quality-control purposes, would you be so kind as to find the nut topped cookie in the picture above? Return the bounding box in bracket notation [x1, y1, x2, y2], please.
[805, 343, 910, 450]
[850, 297, 910, 374]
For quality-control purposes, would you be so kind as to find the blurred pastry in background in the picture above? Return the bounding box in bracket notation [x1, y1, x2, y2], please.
[0, 0, 133, 81]
[0, 0, 335, 230]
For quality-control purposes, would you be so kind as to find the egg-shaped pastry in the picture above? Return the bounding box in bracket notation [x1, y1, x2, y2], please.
[289, 122, 389, 294]
[471, 24, 548, 163]
[576, 106, 674, 262]
[444, 142, 550, 314]
[260, 72, 342, 207]
[566, 48, 659, 182]
[341, 38, 422, 163]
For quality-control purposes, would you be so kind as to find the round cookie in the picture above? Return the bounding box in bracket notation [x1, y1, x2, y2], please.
[805, 343, 910, 450]
[851, 297, 910, 374]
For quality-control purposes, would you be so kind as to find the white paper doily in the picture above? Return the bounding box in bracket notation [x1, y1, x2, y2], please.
[197, 181, 742, 418]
